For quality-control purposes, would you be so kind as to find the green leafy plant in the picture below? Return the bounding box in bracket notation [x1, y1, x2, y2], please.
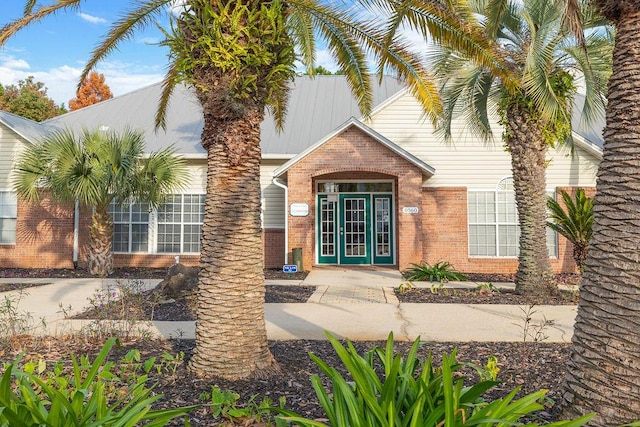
[476, 282, 500, 294]
[547, 188, 593, 272]
[402, 261, 468, 282]
[199, 385, 284, 424]
[397, 282, 414, 294]
[0, 337, 196, 426]
[275, 331, 593, 426]
[472, 355, 501, 382]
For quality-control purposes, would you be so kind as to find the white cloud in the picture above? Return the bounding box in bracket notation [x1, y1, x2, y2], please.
[0, 58, 165, 106]
[78, 12, 107, 24]
[0, 56, 30, 70]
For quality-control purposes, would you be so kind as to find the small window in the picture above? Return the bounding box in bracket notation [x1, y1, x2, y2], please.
[0, 191, 17, 244]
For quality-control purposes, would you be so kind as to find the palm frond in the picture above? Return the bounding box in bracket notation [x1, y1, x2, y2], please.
[0, 0, 81, 47]
[286, 4, 317, 73]
[80, 0, 172, 86]
[290, 1, 373, 115]
[155, 61, 181, 130]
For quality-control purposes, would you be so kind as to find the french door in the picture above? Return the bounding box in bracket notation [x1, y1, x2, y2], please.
[317, 193, 393, 265]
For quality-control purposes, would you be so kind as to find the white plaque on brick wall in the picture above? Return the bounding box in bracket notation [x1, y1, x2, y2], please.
[290, 203, 309, 216]
[402, 207, 419, 214]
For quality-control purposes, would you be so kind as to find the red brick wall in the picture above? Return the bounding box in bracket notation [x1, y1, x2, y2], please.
[0, 195, 91, 269]
[113, 254, 199, 268]
[286, 126, 425, 270]
[420, 186, 596, 275]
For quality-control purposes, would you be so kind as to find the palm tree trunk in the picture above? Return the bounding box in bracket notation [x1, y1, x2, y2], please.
[87, 204, 114, 277]
[187, 100, 278, 379]
[560, 6, 640, 424]
[504, 106, 556, 297]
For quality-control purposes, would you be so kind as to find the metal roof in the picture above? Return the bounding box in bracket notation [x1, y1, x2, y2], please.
[0, 110, 49, 143]
[571, 93, 605, 150]
[43, 75, 406, 158]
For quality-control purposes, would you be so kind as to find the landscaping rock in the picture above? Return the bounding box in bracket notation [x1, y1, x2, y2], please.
[156, 263, 199, 299]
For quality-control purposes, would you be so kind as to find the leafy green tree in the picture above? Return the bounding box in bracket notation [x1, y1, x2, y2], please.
[311, 65, 335, 75]
[1, 0, 501, 379]
[0, 76, 66, 121]
[13, 128, 187, 276]
[427, 0, 610, 296]
[547, 188, 593, 272]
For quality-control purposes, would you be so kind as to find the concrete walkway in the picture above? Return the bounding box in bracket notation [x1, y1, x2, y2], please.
[0, 268, 577, 343]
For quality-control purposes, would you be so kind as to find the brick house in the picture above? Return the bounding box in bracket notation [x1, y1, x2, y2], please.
[0, 76, 603, 274]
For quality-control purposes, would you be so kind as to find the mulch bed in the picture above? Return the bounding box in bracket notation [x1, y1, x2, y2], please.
[395, 287, 579, 305]
[0, 267, 578, 425]
[0, 336, 570, 426]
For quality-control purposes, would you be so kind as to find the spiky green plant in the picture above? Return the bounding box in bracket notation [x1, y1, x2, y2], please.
[403, 261, 467, 282]
[547, 188, 593, 271]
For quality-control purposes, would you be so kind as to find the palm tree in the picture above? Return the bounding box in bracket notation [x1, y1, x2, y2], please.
[2, 0, 505, 379]
[547, 188, 593, 271]
[558, 1, 640, 424]
[427, 0, 610, 296]
[13, 128, 187, 276]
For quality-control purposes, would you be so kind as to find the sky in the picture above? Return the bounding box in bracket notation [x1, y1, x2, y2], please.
[0, 1, 347, 107]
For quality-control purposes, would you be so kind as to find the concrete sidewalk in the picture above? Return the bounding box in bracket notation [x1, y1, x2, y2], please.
[0, 270, 577, 343]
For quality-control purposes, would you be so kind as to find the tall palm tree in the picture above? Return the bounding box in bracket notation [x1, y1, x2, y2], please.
[13, 127, 187, 276]
[547, 188, 593, 272]
[2, 0, 504, 379]
[558, 1, 640, 424]
[427, 0, 610, 296]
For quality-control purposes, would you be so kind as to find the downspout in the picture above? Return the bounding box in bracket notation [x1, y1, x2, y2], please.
[73, 200, 79, 269]
[271, 176, 289, 264]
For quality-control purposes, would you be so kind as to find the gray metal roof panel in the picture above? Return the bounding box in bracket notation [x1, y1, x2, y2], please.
[0, 110, 50, 143]
[571, 94, 605, 149]
[44, 84, 205, 156]
[44, 75, 405, 158]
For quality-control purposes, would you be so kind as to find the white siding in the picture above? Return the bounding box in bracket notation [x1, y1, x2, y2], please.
[367, 93, 600, 189]
[0, 123, 28, 188]
[182, 160, 207, 193]
[260, 160, 286, 228]
[135, 158, 286, 228]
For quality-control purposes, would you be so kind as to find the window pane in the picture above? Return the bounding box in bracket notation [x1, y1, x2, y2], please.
[0, 218, 16, 244]
[109, 201, 149, 253]
[157, 224, 181, 253]
[469, 225, 496, 256]
[0, 192, 17, 244]
[131, 224, 148, 252]
[498, 225, 519, 257]
[112, 224, 130, 252]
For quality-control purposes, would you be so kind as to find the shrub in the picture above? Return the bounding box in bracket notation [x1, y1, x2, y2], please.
[0, 337, 196, 426]
[402, 261, 467, 282]
[275, 332, 593, 426]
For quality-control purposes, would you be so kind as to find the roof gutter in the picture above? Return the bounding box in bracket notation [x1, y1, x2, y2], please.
[271, 176, 289, 264]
